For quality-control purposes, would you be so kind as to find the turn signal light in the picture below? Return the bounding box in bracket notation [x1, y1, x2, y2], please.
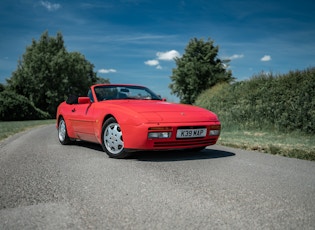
[148, 127, 172, 131]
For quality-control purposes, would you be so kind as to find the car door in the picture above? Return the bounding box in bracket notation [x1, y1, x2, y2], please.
[68, 97, 98, 142]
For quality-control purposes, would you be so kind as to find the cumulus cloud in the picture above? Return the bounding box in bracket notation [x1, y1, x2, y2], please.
[228, 54, 244, 60]
[98, 68, 117, 74]
[40, 1, 61, 11]
[261, 55, 271, 62]
[144, 60, 159, 66]
[145, 50, 180, 69]
[144, 60, 161, 69]
[156, 50, 180, 61]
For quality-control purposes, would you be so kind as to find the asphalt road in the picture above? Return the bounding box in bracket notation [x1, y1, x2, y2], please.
[0, 125, 314, 229]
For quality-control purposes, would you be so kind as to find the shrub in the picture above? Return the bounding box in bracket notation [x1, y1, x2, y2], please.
[0, 91, 50, 121]
[195, 67, 315, 134]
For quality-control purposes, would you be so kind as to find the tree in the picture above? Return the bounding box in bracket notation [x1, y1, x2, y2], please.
[169, 38, 234, 104]
[0, 83, 5, 92]
[6, 31, 107, 117]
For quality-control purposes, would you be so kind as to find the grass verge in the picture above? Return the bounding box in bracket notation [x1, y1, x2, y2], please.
[218, 129, 315, 161]
[0, 119, 55, 141]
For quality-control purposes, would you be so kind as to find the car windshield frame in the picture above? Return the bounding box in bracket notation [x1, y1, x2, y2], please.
[92, 85, 162, 101]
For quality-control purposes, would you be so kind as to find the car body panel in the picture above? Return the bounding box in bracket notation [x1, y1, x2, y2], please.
[56, 84, 221, 152]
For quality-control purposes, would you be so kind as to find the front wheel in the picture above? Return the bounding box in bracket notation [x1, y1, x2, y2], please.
[101, 117, 129, 158]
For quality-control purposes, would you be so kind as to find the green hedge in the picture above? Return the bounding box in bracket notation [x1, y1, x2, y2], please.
[195, 67, 315, 134]
[0, 91, 50, 121]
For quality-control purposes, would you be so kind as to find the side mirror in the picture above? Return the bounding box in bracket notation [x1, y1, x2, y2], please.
[78, 97, 91, 104]
[157, 95, 166, 101]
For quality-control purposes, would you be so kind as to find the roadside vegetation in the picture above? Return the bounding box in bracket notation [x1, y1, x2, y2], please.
[195, 68, 315, 161]
[0, 120, 55, 141]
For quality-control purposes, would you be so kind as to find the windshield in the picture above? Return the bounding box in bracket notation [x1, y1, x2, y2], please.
[93, 85, 162, 101]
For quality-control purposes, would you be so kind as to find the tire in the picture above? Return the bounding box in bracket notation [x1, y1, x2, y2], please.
[101, 117, 129, 158]
[58, 117, 72, 145]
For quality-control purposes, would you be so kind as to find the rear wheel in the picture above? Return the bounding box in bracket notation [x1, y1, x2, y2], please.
[58, 117, 71, 145]
[101, 117, 129, 158]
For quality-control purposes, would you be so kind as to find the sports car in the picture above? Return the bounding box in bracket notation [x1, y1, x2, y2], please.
[56, 84, 221, 158]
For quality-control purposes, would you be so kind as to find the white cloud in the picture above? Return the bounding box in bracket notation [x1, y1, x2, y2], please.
[98, 68, 117, 74]
[156, 50, 180, 61]
[228, 54, 244, 60]
[144, 60, 159, 66]
[40, 1, 61, 11]
[261, 55, 271, 62]
[145, 50, 179, 69]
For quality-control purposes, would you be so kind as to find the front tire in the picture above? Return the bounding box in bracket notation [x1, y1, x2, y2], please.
[58, 117, 71, 145]
[101, 117, 129, 158]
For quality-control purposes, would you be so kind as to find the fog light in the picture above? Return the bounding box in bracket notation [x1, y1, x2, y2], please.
[148, 132, 171, 139]
[209, 130, 220, 136]
[209, 125, 221, 136]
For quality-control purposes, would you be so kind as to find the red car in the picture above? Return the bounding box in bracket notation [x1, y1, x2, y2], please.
[56, 84, 221, 158]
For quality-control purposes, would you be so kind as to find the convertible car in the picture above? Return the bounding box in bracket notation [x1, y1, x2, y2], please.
[56, 84, 221, 158]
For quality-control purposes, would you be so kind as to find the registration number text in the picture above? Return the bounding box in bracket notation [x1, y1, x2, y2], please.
[176, 128, 207, 138]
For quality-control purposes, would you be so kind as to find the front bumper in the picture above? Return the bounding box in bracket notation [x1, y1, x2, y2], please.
[121, 121, 221, 151]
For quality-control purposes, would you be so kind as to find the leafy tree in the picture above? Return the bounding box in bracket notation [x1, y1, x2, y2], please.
[0, 83, 5, 92]
[169, 38, 234, 104]
[6, 31, 107, 117]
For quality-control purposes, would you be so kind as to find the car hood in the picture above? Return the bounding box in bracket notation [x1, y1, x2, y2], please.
[105, 100, 219, 122]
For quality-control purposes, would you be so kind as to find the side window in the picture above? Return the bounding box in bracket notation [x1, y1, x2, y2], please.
[88, 89, 94, 102]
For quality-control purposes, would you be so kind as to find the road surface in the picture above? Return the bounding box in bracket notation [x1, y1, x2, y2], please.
[0, 125, 314, 229]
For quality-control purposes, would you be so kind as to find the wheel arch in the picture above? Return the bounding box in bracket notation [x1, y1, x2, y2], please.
[57, 114, 75, 139]
[56, 114, 64, 128]
[102, 114, 116, 126]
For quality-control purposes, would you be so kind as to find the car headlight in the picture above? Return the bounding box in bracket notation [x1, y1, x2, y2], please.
[148, 132, 172, 139]
[148, 127, 172, 139]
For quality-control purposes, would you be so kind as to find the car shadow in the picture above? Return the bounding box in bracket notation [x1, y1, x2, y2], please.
[73, 141, 235, 162]
[129, 149, 235, 162]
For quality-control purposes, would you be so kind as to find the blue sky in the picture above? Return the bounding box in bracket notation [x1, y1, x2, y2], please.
[1, 0, 314, 101]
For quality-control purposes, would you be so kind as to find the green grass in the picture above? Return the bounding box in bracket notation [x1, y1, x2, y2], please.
[0, 119, 55, 141]
[218, 129, 315, 161]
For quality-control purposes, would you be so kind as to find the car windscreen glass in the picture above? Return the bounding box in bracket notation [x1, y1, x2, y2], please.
[94, 85, 161, 100]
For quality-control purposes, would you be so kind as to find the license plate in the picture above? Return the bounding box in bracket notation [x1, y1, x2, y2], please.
[176, 128, 207, 138]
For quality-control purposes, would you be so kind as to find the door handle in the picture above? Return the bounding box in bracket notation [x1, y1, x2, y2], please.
[72, 108, 76, 112]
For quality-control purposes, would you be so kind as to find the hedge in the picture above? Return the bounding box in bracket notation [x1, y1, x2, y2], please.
[195, 67, 315, 134]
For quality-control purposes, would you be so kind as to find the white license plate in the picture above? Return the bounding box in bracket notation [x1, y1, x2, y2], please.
[176, 128, 207, 138]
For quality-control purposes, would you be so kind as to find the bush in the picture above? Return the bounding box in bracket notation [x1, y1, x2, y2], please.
[195, 67, 315, 134]
[0, 91, 50, 121]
